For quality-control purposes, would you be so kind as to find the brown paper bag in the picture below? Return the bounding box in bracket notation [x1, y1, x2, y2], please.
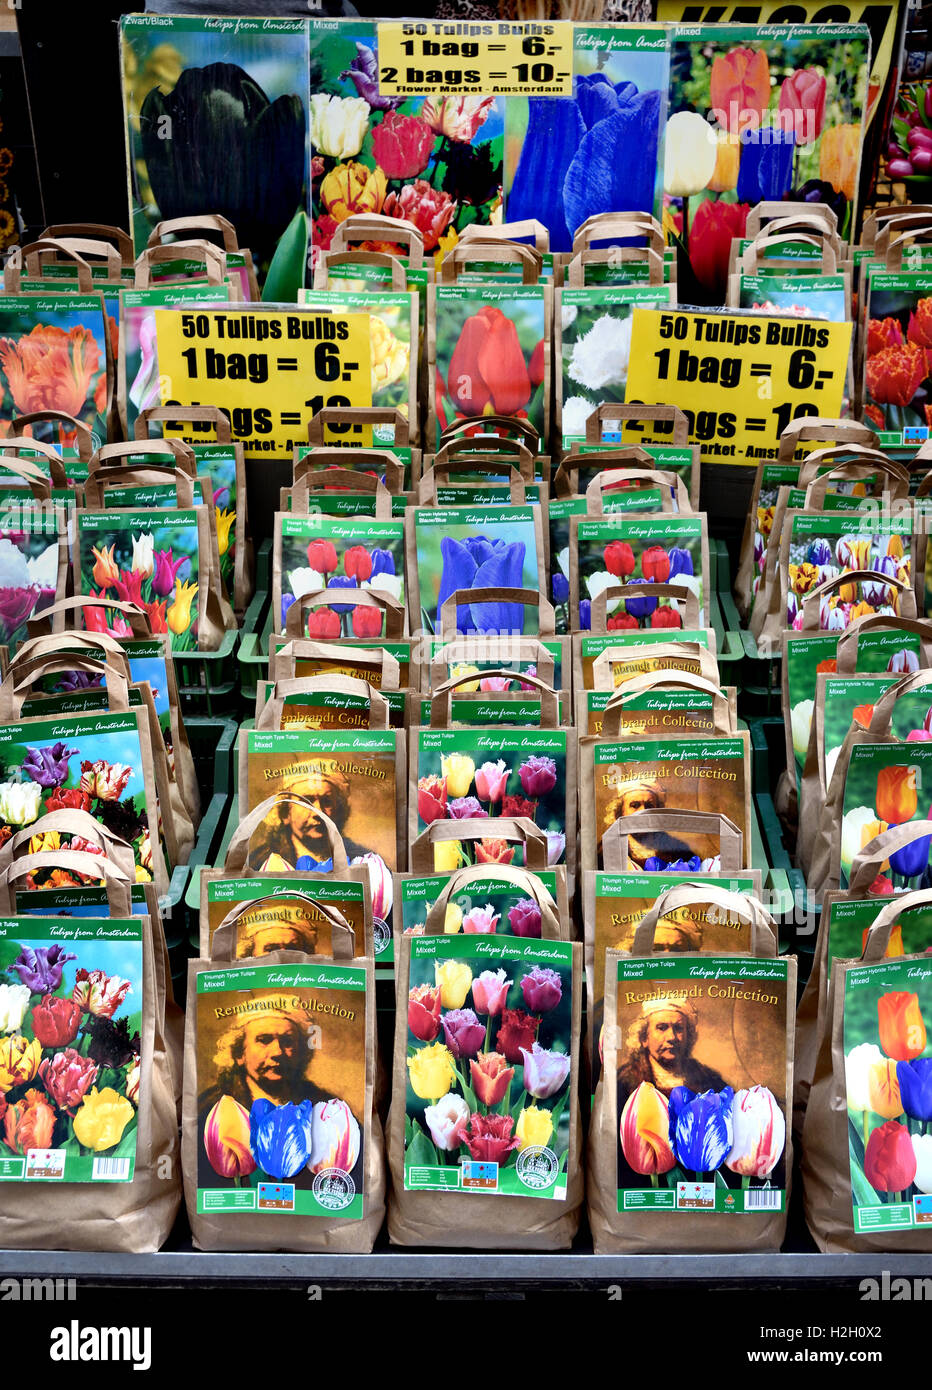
[183, 903, 384, 1253]
[0, 853, 180, 1250]
[579, 637, 720, 693]
[589, 886, 795, 1253]
[802, 894, 932, 1252]
[386, 883, 583, 1248]
[601, 810, 744, 873]
[586, 668, 737, 740]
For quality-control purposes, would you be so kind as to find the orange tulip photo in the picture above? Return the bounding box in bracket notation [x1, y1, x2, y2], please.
[0, 300, 111, 449]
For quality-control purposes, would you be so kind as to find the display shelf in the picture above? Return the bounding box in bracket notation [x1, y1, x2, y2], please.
[174, 628, 239, 718]
[0, 1244, 926, 1283]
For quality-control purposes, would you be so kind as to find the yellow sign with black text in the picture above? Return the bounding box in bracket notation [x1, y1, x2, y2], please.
[154, 308, 372, 457]
[376, 20, 573, 97]
[624, 307, 853, 465]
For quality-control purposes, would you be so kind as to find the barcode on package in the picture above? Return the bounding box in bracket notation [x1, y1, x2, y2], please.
[744, 1188, 780, 1210]
[92, 1157, 131, 1181]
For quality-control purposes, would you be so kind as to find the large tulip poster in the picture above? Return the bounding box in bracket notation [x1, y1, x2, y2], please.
[615, 955, 789, 1212]
[840, 743, 932, 890]
[203, 877, 368, 960]
[664, 24, 870, 301]
[121, 16, 311, 269]
[505, 27, 669, 254]
[404, 934, 574, 1200]
[843, 956, 932, 1232]
[195, 961, 367, 1219]
[0, 915, 143, 1184]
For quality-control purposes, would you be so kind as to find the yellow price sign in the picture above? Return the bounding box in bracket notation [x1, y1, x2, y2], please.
[154, 308, 372, 457]
[376, 19, 573, 98]
[624, 307, 853, 465]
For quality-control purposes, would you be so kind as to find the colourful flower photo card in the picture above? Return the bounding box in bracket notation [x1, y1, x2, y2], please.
[407, 504, 545, 638]
[842, 956, 932, 1234]
[402, 934, 575, 1201]
[413, 728, 570, 872]
[300, 290, 418, 434]
[0, 708, 166, 888]
[274, 513, 405, 639]
[118, 283, 232, 439]
[840, 743, 932, 891]
[0, 294, 112, 450]
[194, 960, 368, 1220]
[429, 284, 550, 449]
[76, 508, 205, 651]
[556, 284, 676, 449]
[782, 513, 913, 632]
[862, 271, 932, 441]
[0, 914, 143, 1183]
[614, 953, 790, 1214]
[569, 514, 709, 636]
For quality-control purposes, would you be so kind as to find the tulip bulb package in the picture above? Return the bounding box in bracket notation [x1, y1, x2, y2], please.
[201, 875, 369, 960]
[0, 709, 167, 887]
[0, 914, 143, 1183]
[402, 935, 575, 1201]
[575, 628, 713, 690]
[119, 284, 232, 438]
[613, 954, 790, 1214]
[579, 686, 729, 739]
[862, 272, 932, 443]
[413, 728, 569, 870]
[782, 513, 913, 632]
[842, 957, 932, 1234]
[582, 734, 751, 871]
[274, 513, 405, 638]
[0, 294, 112, 449]
[840, 744, 932, 891]
[407, 504, 545, 636]
[664, 24, 870, 299]
[569, 514, 708, 634]
[269, 634, 414, 690]
[75, 509, 205, 652]
[0, 514, 66, 654]
[783, 627, 921, 796]
[583, 872, 759, 1093]
[193, 960, 367, 1219]
[733, 272, 849, 322]
[557, 284, 675, 448]
[429, 285, 549, 449]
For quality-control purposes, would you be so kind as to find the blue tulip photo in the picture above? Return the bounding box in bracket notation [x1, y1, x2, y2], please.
[669, 1086, 734, 1172]
[250, 1098, 314, 1180]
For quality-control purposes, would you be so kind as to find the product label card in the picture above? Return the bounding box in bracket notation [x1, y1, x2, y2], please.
[205, 875, 368, 958]
[840, 741, 932, 890]
[737, 274, 848, 322]
[404, 935, 573, 1199]
[844, 956, 932, 1233]
[592, 736, 747, 870]
[195, 960, 367, 1219]
[0, 295, 110, 448]
[428, 640, 563, 692]
[583, 688, 717, 738]
[416, 728, 567, 867]
[827, 898, 932, 978]
[0, 916, 142, 1183]
[413, 505, 540, 636]
[400, 869, 560, 940]
[785, 516, 912, 631]
[615, 954, 789, 1214]
[76, 508, 201, 652]
[0, 710, 158, 881]
[277, 513, 405, 637]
